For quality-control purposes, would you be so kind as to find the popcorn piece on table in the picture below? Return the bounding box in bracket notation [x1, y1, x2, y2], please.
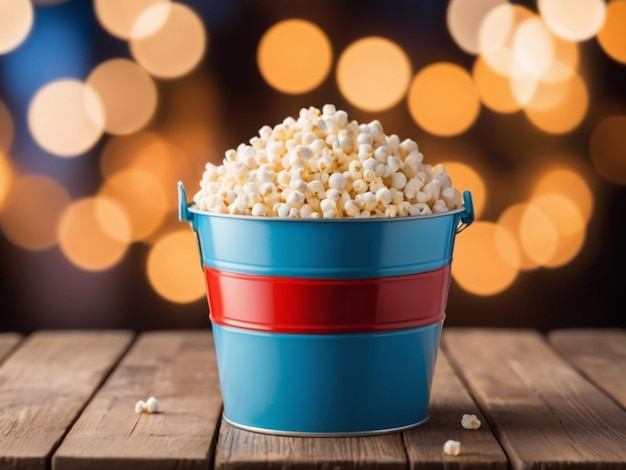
[134, 400, 146, 414]
[134, 396, 160, 414]
[193, 105, 463, 218]
[443, 439, 461, 456]
[461, 413, 482, 429]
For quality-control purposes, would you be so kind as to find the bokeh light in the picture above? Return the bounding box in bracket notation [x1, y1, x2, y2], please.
[589, 116, 626, 185]
[523, 72, 588, 134]
[512, 17, 555, 79]
[532, 166, 593, 221]
[147, 229, 205, 303]
[0, 0, 34, 55]
[0, 174, 70, 251]
[407, 63, 480, 137]
[336, 36, 412, 112]
[100, 132, 190, 209]
[100, 132, 167, 179]
[541, 34, 579, 83]
[597, 0, 626, 64]
[0, 100, 14, 153]
[538, 0, 606, 42]
[518, 202, 559, 265]
[0, 151, 13, 210]
[57, 197, 129, 271]
[497, 203, 541, 270]
[87, 58, 158, 135]
[441, 161, 487, 218]
[522, 76, 570, 111]
[452, 221, 520, 295]
[28, 79, 105, 157]
[94, 0, 169, 40]
[130, 2, 207, 80]
[478, 3, 535, 77]
[257, 19, 332, 95]
[98, 168, 169, 242]
[530, 193, 586, 267]
[447, 0, 506, 54]
[472, 56, 521, 113]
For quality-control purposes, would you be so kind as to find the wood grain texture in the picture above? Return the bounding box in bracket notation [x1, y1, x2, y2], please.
[548, 329, 626, 409]
[443, 328, 626, 470]
[403, 351, 507, 470]
[0, 330, 133, 470]
[216, 418, 407, 470]
[0, 332, 22, 363]
[53, 331, 222, 470]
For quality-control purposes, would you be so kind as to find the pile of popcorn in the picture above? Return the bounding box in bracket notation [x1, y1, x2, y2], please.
[194, 105, 463, 218]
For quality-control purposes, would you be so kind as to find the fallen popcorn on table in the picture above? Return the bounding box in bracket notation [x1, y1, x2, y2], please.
[443, 439, 461, 456]
[193, 105, 463, 218]
[461, 413, 482, 429]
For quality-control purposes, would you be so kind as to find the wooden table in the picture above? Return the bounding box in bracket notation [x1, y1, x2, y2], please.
[0, 328, 624, 469]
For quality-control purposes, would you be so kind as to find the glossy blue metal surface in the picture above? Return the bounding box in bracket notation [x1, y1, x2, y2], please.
[179, 182, 474, 279]
[212, 322, 443, 435]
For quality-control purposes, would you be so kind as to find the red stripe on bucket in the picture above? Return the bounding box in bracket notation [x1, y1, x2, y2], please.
[206, 266, 450, 333]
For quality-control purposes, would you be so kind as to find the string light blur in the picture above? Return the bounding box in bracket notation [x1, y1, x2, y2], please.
[538, 0, 606, 42]
[0, 0, 34, 55]
[0, 151, 11, 209]
[597, 0, 626, 64]
[407, 63, 480, 136]
[257, 19, 332, 95]
[57, 197, 129, 271]
[147, 229, 205, 303]
[447, 0, 506, 55]
[94, 0, 169, 40]
[28, 79, 105, 157]
[336, 37, 412, 112]
[589, 116, 626, 185]
[86, 58, 158, 135]
[452, 221, 520, 295]
[129, 2, 207, 79]
[0, 174, 70, 250]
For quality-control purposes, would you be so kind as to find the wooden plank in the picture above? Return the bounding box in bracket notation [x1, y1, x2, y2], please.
[548, 329, 626, 409]
[443, 328, 626, 470]
[403, 350, 508, 470]
[53, 331, 222, 470]
[0, 330, 133, 470]
[215, 418, 407, 470]
[0, 332, 22, 363]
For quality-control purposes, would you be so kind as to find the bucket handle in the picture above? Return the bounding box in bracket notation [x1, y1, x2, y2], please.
[178, 181, 194, 226]
[456, 190, 474, 234]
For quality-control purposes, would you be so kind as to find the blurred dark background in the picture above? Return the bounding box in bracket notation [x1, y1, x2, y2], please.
[0, 0, 624, 333]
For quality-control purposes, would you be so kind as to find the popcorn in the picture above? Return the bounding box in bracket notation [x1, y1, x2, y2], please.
[135, 396, 160, 414]
[461, 413, 482, 430]
[443, 439, 461, 456]
[194, 106, 463, 218]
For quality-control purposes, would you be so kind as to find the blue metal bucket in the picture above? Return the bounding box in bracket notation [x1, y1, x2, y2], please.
[178, 181, 474, 435]
[212, 322, 443, 435]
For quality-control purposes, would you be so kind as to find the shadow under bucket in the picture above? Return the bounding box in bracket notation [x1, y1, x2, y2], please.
[179, 182, 474, 435]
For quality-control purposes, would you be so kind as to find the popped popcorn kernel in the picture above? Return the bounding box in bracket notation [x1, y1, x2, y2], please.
[134, 400, 146, 414]
[443, 439, 461, 456]
[194, 106, 463, 218]
[461, 413, 482, 430]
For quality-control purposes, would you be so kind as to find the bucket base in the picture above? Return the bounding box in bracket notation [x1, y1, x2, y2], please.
[213, 322, 442, 435]
[223, 413, 429, 437]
